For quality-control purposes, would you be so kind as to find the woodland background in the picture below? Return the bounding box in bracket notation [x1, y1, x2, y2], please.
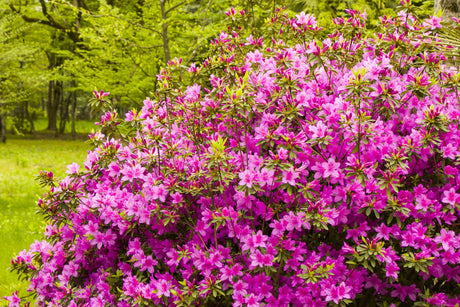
[1, 0, 451, 142]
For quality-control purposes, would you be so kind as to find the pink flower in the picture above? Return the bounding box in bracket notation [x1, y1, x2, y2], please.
[385, 261, 400, 279]
[121, 163, 145, 182]
[66, 162, 80, 174]
[242, 230, 268, 252]
[3, 291, 21, 307]
[321, 282, 352, 304]
[185, 84, 201, 102]
[239, 169, 258, 188]
[283, 211, 303, 231]
[312, 158, 342, 183]
[250, 250, 274, 268]
[441, 188, 459, 206]
[295, 12, 316, 26]
[281, 167, 300, 186]
[309, 121, 328, 138]
[150, 184, 169, 202]
[435, 229, 457, 251]
[155, 279, 171, 297]
[259, 168, 275, 186]
[391, 284, 420, 302]
[246, 293, 263, 307]
[94, 90, 110, 99]
[442, 143, 459, 159]
[423, 16, 442, 30]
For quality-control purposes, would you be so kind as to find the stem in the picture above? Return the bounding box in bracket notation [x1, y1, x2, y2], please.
[262, 165, 279, 232]
[218, 163, 238, 239]
[214, 224, 218, 249]
[357, 99, 362, 162]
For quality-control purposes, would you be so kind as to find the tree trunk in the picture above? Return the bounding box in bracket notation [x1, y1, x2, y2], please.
[71, 83, 77, 140]
[0, 113, 6, 143]
[46, 52, 63, 134]
[47, 79, 62, 134]
[160, 0, 170, 63]
[59, 90, 71, 135]
[435, 0, 460, 19]
[24, 100, 35, 136]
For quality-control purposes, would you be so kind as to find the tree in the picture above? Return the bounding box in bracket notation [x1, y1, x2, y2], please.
[6, 0, 84, 134]
[0, 4, 48, 141]
[435, 0, 460, 19]
[4, 0, 232, 134]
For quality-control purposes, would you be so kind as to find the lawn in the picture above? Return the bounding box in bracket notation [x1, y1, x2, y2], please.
[0, 139, 89, 299]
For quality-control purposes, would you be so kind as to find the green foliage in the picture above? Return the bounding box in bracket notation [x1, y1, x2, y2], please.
[0, 9, 47, 112]
[0, 0, 439, 133]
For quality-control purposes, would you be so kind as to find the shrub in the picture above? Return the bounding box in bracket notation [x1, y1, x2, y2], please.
[6, 2, 460, 306]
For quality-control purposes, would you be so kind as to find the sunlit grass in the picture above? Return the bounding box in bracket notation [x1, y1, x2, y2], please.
[0, 139, 90, 299]
[6, 117, 98, 137]
[32, 118, 97, 135]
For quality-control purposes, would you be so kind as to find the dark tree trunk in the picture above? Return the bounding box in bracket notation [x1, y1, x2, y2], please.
[71, 82, 77, 140]
[24, 101, 35, 136]
[46, 52, 63, 134]
[435, 0, 460, 19]
[59, 91, 71, 135]
[160, 0, 170, 63]
[0, 113, 6, 143]
[47, 79, 62, 134]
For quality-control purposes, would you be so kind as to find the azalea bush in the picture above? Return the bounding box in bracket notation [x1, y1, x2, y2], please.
[5, 1, 460, 306]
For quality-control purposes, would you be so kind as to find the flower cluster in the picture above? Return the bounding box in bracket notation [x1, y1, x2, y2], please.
[6, 3, 460, 306]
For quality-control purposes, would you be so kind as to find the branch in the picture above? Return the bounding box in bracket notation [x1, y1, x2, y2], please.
[38, 0, 71, 31]
[77, 0, 89, 11]
[8, 3, 57, 28]
[165, 0, 188, 16]
[78, 10, 163, 36]
[7, 2, 81, 43]
[118, 37, 164, 49]
[186, 0, 212, 64]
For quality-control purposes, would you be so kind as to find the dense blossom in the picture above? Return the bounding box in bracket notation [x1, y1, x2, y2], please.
[6, 2, 460, 306]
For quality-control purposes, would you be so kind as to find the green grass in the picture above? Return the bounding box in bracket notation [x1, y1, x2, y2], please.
[32, 118, 97, 135]
[0, 139, 89, 300]
[6, 117, 98, 138]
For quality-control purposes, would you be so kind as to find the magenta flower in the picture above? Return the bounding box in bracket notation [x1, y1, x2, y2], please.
[259, 168, 275, 187]
[391, 284, 420, 302]
[94, 90, 110, 99]
[281, 167, 300, 186]
[155, 279, 171, 298]
[385, 261, 400, 279]
[121, 163, 145, 182]
[442, 188, 459, 206]
[3, 291, 21, 307]
[312, 157, 342, 183]
[426, 293, 448, 306]
[239, 169, 258, 188]
[321, 282, 352, 304]
[65, 162, 80, 174]
[250, 250, 274, 268]
[435, 229, 457, 251]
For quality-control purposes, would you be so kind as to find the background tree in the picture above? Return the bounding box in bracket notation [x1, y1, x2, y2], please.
[435, 0, 460, 19]
[2, 0, 437, 139]
[0, 5, 48, 141]
[4, 0, 233, 137]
